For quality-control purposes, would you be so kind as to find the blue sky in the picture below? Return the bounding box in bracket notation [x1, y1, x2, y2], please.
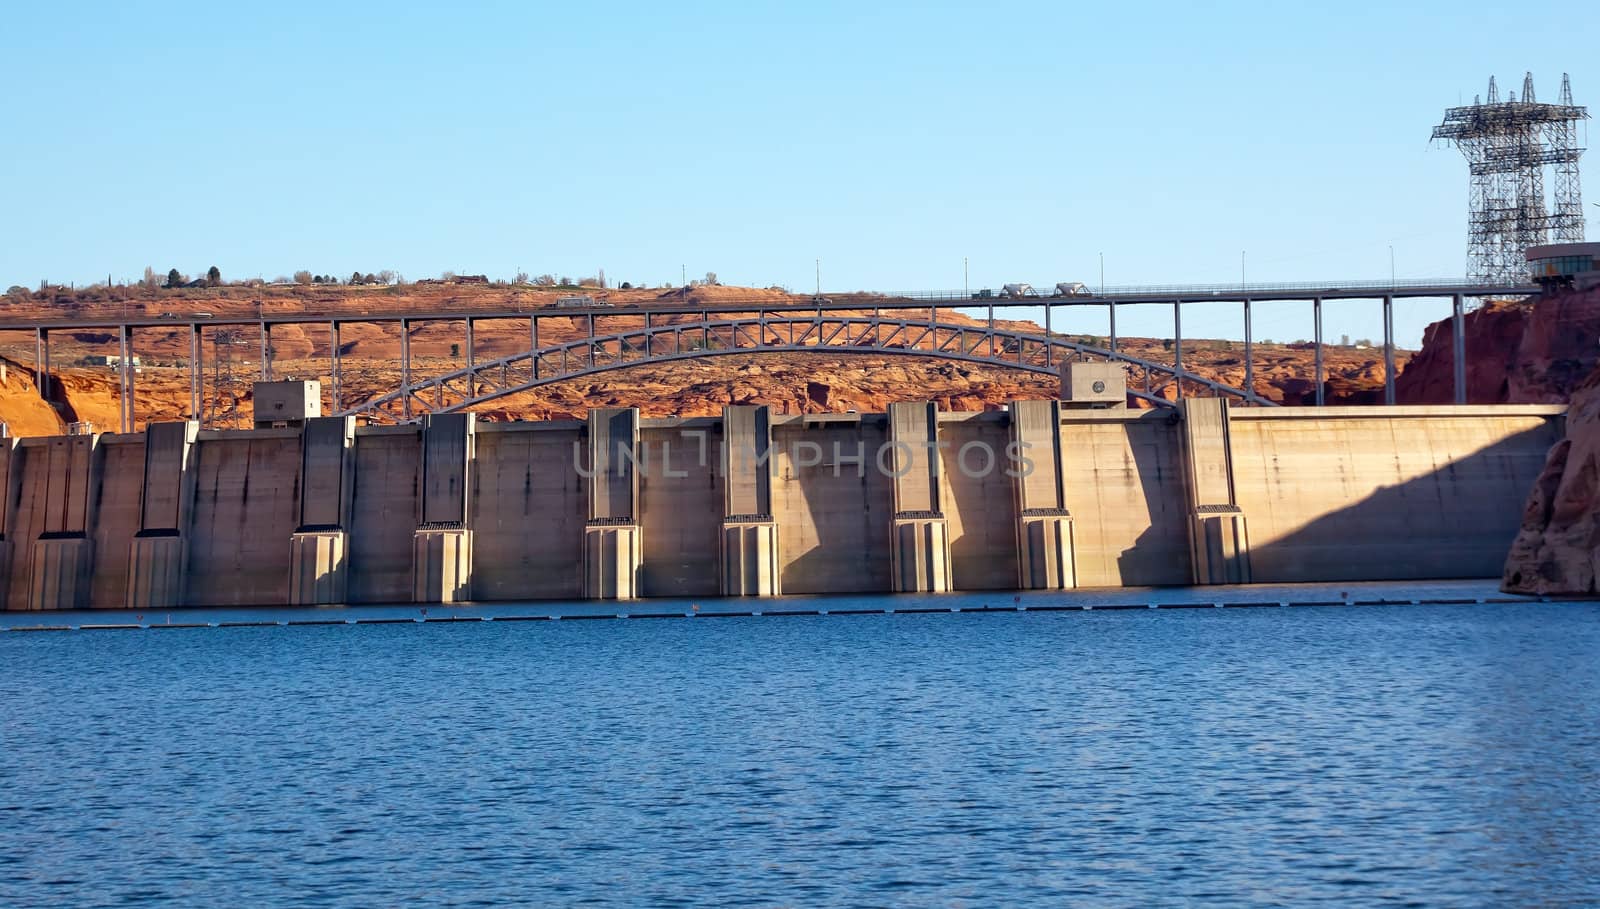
[3, 0, 1593, 346]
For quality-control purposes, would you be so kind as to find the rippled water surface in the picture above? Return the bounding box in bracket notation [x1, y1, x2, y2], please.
[3, 596, 1599, 907]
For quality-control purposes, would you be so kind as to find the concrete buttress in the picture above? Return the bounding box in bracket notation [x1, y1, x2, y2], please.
[0, 438, 17, 607]
[888, 401, 952, 593]
[584, 407, 643, 598]
[1009, 400, 1076, 589]
[1180, 398, 1252, 584]
[289, 416, 356, 605]
[721, 405, 780, 596]
[412, 413, 475, 603]
[126, 421, 200, 609]
[28, 434, 101, 610]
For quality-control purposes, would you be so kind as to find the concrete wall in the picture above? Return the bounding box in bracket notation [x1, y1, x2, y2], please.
[469, 424, 585, 601]
[347, 428, 420, 604]
[939, 415, 1019, 590]
[771, 415, 895, 594]
[1060, 415, 1192, 587]
[638, 422, 720, 598]
[186, 432, 300, 606]
[89, 437, 144, 606]
[0, 402, 1565, 610]
[1228, 407, 1561, 581]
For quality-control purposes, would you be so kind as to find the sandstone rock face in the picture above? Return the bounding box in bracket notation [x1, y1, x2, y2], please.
[1504, 369, 1600, 595]
[1399, 287, 1600, 405]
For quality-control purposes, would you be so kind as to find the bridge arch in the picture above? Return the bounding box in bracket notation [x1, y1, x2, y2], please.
[336, 313, 1275, 421]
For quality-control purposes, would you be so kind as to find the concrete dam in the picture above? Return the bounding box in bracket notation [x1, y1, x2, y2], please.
[0, 393, 1563, 610]
[0, 384, 1561, 611]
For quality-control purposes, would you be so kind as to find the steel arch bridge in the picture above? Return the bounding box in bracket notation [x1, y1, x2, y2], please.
[334, 312, 1276, 422]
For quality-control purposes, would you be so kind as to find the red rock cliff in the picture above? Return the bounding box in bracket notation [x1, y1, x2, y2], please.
[1398, 288, 1600, 404]
[1503, 368, 1600, 595]
[1472, 286, 1600, 595]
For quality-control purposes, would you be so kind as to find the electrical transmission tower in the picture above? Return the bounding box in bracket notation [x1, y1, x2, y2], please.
[209, 328, 247, 428]
[1432, 72, 1589, 284]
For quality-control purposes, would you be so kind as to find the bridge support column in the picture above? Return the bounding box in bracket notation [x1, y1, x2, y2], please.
[1009, 400, 1075, 589]
[28, 434, 101, 611]
[289, 416, 356, 605]
[583, 407, 643, 599]
[720, 405, 780, 596]
[887, 401, 952, 593]
[411, 413, 474, 604]
[1180, 398, 1251, 585]
[126, 421, 199, 609]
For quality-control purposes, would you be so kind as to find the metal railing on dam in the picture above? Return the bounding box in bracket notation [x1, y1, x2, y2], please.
[0, 400, 1563, 612]
[0, 278, 1539, 432]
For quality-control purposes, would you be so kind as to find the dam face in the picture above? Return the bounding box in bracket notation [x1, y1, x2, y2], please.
[0, 401, 1564, 610]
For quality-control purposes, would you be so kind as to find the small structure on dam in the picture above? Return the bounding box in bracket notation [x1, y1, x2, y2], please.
[253, 379, 323, 429]
[0, 358, 1564, 610]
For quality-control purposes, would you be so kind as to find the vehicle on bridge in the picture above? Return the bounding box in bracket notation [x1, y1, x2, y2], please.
[1000, 283, 1039, 298]
[554, 295, 598, 307]
[971, 289, 994, 300]
[1053, 282, 1091, 297]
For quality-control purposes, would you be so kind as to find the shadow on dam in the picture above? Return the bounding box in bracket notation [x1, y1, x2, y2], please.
[1195, 424, 1552, 584]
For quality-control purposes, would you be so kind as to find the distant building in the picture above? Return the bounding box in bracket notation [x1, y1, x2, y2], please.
[418, 275, 489, 286]
[1527, 242, 1600, 291]
[84, 354, 141, 373]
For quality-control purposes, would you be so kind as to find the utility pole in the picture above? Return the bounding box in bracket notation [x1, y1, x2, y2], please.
[1389, 245, 1396, 287]
[1241, 250, 1246, 288]
[815, 259, 820, 297]
[1099, 252, 1104, 295]
[963, 257, 968, 297]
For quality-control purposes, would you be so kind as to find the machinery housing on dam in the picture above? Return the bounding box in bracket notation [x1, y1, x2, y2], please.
[0, 365, 1562, 611]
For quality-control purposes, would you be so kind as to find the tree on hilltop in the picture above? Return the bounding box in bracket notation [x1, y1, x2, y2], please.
[206, 266, 221, 286]
[165, 268, 182, 288]
[293, 270, 312, 285]
[351, 271, 364, 285]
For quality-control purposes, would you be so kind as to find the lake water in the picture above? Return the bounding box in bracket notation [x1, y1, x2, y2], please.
[3, 588, 1598, 907]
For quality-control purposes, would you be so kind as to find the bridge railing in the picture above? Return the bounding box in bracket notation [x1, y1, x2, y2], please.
[880, 278, 1530, 301]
